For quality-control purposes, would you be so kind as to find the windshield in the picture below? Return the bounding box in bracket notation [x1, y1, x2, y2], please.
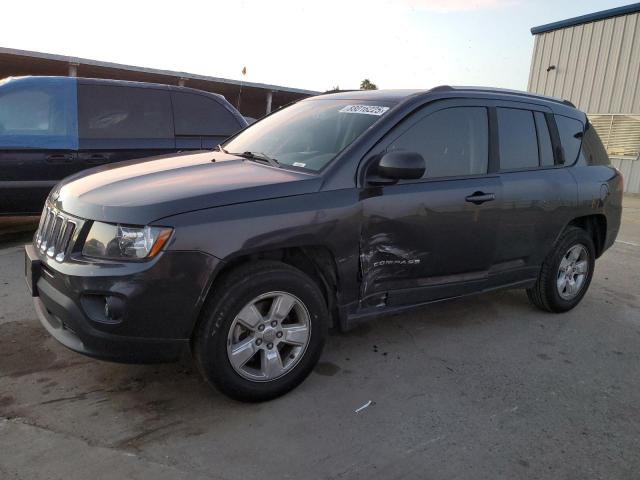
[223, 99, 393, 171]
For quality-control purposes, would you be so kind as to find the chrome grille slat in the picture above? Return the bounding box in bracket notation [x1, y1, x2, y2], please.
[34, 205, 80, 263]
[40, 210, 55, 252]
[55, 221, 76, 262]
[46, 216, 63, 257]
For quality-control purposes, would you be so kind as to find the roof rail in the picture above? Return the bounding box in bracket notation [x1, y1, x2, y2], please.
[448, 86, 576, 109]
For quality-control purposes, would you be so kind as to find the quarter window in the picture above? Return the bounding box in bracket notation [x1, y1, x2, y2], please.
[580, 123, 610, 165]
[497, 108, 538, 170]
[78, 85, 173, 141]
[388, 107, 488, 178]
[172, 92, 240, 136]
[555, 114, 584, 165]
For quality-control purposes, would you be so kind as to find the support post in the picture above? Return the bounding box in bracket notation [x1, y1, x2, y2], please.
[68, 62, 79, 77]
[266, 91, 273, 115]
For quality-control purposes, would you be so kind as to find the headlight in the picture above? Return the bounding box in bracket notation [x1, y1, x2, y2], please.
[82, 222, 173, 260]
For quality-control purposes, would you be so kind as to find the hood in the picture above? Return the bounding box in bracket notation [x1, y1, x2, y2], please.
[51, 151, 322, 224]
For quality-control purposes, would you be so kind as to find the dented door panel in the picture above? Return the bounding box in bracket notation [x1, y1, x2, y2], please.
[360, 176, 502, 306]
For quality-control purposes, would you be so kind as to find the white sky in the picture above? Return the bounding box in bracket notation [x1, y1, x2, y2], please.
[0, 0, 632, 92]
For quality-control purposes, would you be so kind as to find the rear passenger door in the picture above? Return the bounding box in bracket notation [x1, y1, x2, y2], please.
[77, 83, 175, 166]
[493, 103, 577, 284]
[171, 91, 243, 149]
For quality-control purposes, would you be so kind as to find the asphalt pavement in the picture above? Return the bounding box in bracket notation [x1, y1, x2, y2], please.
[1, 197, 639, 480]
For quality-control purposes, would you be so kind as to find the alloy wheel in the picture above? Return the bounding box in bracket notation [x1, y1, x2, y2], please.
[556, 244, 589, 300]
[226, 291, 311, 382]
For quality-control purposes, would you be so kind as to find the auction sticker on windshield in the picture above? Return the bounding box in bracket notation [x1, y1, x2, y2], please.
[339, 105, 389, 116]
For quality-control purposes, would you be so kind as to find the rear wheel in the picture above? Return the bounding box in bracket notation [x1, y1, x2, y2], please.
[194, 261, 328, 402]
[527, 226, 595, 313]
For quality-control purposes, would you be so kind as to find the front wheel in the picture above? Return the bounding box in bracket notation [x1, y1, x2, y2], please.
[527, 226, 595, 313]
[193, 261, 328, 402]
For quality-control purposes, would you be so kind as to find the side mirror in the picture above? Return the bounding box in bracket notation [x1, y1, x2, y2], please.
[375, 151, 425, 182]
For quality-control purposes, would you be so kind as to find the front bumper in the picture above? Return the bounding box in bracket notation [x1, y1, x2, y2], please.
[25, 243, 221, 364]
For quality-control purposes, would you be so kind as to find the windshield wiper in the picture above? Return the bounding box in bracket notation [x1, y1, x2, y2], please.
[235, 151, 281, 168]
[216, 144, 230, 154]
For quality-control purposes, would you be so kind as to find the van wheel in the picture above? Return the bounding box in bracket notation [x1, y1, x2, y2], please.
[527, 226, 595, 313]
[193, 261, 328, 402]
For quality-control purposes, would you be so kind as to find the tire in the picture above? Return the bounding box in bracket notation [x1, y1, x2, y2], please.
[193, 260, 328, 402]
[527, 226, 595, 313]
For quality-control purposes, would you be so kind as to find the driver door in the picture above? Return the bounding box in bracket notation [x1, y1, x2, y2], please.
[359, 99, 502, 308]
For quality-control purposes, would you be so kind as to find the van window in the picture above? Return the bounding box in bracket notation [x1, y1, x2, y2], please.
[497, 108, 538, 170]
[534, 112, 554, 167]
[78, 85, 173, 143]
[388, 107, 488, 178]
[555, 115, 584, 165]
[0, 78, 78, 149]
[172, 92, 240, 136]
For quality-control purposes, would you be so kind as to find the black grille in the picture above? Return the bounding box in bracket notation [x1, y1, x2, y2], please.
[35, 205, 78, 262]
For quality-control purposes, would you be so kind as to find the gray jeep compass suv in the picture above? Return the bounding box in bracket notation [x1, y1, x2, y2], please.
[25, 87, 623, 401]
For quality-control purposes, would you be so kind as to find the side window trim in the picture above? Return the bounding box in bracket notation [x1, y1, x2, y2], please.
[488, 107, 500, 173]
[545, 112, 564, 165]
[532, 112, 543, 167]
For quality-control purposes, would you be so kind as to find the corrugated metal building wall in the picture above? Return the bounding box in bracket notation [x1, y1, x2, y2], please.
[528, 10, 640, 114]
[528, 3, 640, 193]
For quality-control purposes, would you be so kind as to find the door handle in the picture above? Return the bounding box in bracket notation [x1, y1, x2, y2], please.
[46, 154, 73, 164]
[84, 154, 109, 164]
[465, 191, 495, 205]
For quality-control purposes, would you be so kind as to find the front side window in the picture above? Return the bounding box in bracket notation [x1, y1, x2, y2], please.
[223, 99, 393, 171]
[497, 108, 538, 170]
[388, 107, 488, 178]
[0, 77, 77, 149]
[78, 85, 173, 145]
[172, 92, 240, 136]
[555, 114, 584, 165]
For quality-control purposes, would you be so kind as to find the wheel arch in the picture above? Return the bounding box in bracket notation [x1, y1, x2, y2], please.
[567, 214, 607, 258]
[192, 245, 342, 341]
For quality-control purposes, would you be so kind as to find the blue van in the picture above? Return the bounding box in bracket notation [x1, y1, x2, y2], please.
[0, 76, 247, 214]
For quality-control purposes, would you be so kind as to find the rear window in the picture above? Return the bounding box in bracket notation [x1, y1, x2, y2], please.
[78, 85, 173, 143]
[497, 108, 538, 170]
[0, 78, 77, 149]
[172, 92, 240, 136]
[555, 115, 584, 165]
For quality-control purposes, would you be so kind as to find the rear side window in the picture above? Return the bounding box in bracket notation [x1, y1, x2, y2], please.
[497, 108, 538, 170]
[78, 85, 173, 142]
[555, 115, 584, 164]
[0, 78, 77, 149]
[172, 92, 240, 136]
[388, 107, 488, 178]
[534, 112, 554, 166]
